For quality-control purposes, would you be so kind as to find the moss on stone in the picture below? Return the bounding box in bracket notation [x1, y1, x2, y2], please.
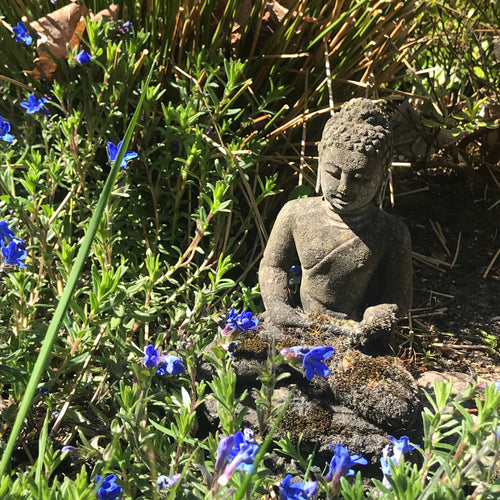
[279, 403, 333, 440]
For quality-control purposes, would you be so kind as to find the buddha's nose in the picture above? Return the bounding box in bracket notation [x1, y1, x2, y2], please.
[337, 175, 349, 196]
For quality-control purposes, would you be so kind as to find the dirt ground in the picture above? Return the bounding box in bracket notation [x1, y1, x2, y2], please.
[389, 166, 500, 382]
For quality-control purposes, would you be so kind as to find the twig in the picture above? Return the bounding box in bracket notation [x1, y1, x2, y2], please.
[395, 187, 430, 197]
[430, 343, 494, 351]
[450, 232, 461, 268]
[429, 219, 451, 256]
[410, 308, 448, 319]
[413, 251, 451, 271]
[482, 248, 500, 279]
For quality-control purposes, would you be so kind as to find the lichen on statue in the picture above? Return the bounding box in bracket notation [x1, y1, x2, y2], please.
[259, 98, 413, 340]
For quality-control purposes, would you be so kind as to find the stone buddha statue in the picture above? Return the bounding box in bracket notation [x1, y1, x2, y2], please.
[207, 100, 421, 457]
[259, 98, 413, 340]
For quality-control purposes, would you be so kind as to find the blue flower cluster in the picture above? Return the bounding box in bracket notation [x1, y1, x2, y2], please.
[224, 308, 259, 333]
[279, 474, 317, 499]
[20, 94, 48, 115]
[215, 428, 259, 486]
[8, 22, 140, 176]
[142, 344, 185, 375]
[95, 474, 122, 500]
[13, 21, 33, 46]
[380, 435, 418, 488]
[0, 116, 14, 143]
[0, 221, 27, 268]
[280, 345, 334, 380]
[325, 443, 368, 484]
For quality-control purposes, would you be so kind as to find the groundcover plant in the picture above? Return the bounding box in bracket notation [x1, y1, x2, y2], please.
[0, 0, 499, 498]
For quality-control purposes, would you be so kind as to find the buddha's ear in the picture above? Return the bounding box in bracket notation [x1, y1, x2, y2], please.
[316, 147, 322, 193]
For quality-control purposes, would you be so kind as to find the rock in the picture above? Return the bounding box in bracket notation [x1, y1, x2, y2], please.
[417, 370, 473, 394]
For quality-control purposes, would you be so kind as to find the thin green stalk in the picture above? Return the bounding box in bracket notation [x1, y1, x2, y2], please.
[35, 408, 50, 498]
[0, 58, 157, 479]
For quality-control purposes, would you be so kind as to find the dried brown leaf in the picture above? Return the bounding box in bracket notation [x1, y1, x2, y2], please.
[31, 2, 88, 60]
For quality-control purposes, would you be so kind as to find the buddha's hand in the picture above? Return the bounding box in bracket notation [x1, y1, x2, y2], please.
[361, 304, 397, 337]
[269, 308, 314, 329]
[320, 313, 363, 340]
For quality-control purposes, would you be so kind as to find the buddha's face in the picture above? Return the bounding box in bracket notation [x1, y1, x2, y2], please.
[319, 146, 384, 214]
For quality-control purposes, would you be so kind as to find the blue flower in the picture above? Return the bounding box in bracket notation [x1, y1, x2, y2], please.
[217, 429, 260, 485]
[143, 344, 159, 368]
[106, 141, 138, 169]
[61, 445, 77, 454]
[380, 450, 397, 476]
[2, 237, 27, 267]
[95, 474, 122, 500]
[74, 50, 92, 64]
[388, 435, 417, 464]
[116, 21, 132, 35]
[0, 221, 15, 243]
[215, 434, 235, 476]
[380, 445, 396, 489]
[142, 344, 184, 375]
[279, 474, 318, 499]
[0, 116, 14, 143]
[13, 21, 32, 46]
[496, 424, 500, 440]
[224, 308, 259, 333]
[281, 345, 334, 380]
[325, 443, 368, 483]
[280, 346, 309, 359]
[156, 354, 185, 375]
[288, 265, 301, 294]
[221, 341, 240, 358]
[20, 94, 47, 114]
[302, 346, 334, 380]
[156, 473, 181, 490]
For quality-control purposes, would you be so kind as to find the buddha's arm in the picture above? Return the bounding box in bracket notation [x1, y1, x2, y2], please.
[362, 225, 413, 332]
[259, 205, 313, 328]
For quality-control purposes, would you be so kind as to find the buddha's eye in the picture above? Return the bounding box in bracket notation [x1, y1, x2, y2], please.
[354, 173, 368, 182]
[327, 168, 341, 179]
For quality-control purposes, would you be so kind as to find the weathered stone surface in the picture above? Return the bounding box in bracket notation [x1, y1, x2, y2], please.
[259, 98, 413, 332]
[417, 370, 472, 394]
[200, 322, 423, 462]
[225, 97, 422, 461]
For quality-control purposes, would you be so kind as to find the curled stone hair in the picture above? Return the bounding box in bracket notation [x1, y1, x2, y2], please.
[319, 98, 392, 157]
[316, 98, 393, 193]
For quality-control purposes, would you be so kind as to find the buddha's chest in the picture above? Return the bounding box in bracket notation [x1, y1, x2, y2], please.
[294, 223, 384, 272]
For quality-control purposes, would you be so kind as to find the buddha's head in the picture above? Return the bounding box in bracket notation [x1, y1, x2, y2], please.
[317, 98, 392, 214]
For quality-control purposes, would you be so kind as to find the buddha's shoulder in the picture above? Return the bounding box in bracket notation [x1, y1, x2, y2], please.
[280, 196, 323, 216]
[376, 209, 411, 242]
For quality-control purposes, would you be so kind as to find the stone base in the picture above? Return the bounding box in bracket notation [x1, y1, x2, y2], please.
[199, 319, 424, 462]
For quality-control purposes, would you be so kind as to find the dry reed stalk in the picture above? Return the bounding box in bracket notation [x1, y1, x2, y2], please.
[429, 219, 451, 256]
[483, 248, 500, 279]
[413, 251, 452, 271]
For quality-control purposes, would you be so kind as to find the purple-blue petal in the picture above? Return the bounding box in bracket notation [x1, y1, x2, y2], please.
[74, 50, 92, 64]
[143, 344, 159, 368]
